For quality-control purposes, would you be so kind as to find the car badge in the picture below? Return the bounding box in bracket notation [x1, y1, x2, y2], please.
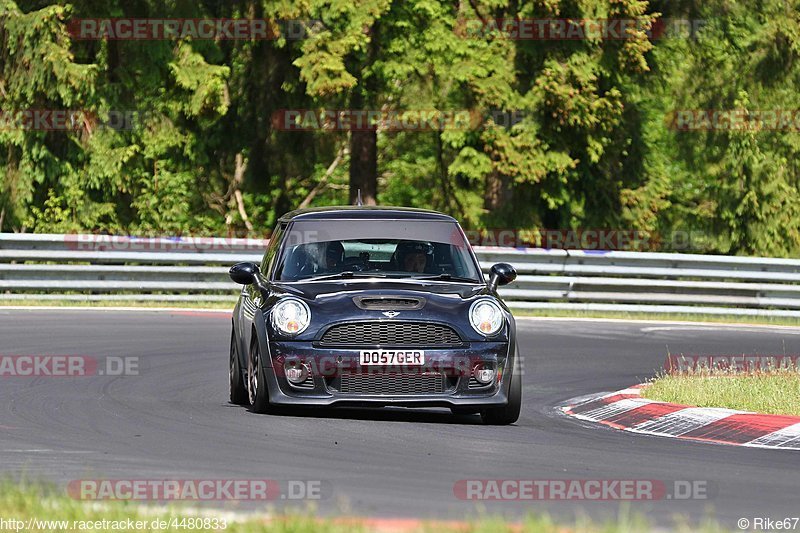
[382, 311, 400, 318]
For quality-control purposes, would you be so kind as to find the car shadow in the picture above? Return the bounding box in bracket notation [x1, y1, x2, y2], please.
[238, 404, 486, 425]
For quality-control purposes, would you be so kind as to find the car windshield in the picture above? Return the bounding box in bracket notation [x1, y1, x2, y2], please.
[274, 219, 482, 282]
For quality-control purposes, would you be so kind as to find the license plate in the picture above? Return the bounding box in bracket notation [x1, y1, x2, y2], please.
[359, 350, 425, 366]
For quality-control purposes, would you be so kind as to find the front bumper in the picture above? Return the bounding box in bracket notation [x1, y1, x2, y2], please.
[263, 341, 514, 408]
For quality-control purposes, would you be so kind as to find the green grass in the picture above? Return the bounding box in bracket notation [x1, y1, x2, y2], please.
[643, 371, 800, 416]
[0, 482, 728, 532]
[0, 481, 351, 533]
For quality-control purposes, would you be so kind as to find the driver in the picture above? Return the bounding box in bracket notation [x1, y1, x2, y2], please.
[404, 251, 426, 273]
[398, 242, 429, 273]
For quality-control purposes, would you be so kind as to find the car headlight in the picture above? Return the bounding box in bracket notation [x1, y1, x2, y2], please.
[271, 298, 311, 336]
[469, 299, 504, 336]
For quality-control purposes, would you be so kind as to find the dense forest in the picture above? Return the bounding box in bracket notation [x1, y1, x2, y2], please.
[1, 0, 799, 256]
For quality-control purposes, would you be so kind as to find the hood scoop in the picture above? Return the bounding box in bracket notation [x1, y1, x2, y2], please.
[353, 295, 426, 311]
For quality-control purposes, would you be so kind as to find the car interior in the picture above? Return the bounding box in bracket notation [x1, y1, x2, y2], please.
[278, 239, 471, 280]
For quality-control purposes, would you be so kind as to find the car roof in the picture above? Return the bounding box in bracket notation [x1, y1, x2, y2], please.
[278, 206, 457, 223]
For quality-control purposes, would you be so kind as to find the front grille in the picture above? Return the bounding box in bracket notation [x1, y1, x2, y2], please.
[319, 322, 462, 347]
[337, 372, 446, 395]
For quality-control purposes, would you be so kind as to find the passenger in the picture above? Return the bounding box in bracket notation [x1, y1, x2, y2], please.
[325, 241, 345, 271]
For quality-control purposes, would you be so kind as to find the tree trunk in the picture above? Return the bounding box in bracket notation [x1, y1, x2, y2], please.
[484, 170, 512, 214]
[348, 20, 380, 206]
[349, 130, 377, 205]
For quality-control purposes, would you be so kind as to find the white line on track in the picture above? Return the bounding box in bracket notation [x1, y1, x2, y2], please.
[639, 325, 800, 334]
[0, 306, 231, 314]
[516, 315, 800, 331]
[0, 449, 95, 453]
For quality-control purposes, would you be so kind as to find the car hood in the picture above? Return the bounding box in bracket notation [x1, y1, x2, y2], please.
[272, 279, 488, 301]
[265, 279, 505, 342]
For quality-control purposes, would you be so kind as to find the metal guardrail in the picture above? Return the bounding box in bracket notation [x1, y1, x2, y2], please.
[2, 233, 800, 317]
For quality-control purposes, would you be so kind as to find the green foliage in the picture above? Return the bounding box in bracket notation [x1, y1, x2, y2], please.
[0, 0, 797, 257]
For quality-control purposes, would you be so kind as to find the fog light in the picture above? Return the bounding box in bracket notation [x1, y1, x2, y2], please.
[285, 362, 309, 384]
[474, 365, 496, 385]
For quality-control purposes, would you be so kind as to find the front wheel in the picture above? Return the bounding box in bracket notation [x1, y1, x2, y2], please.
[481, 354, 522, 425]
[247, 339, 272, 414]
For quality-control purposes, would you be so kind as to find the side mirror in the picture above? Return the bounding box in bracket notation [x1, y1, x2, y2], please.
[488, 263, 517, 291]
[229, 262, 260, 285]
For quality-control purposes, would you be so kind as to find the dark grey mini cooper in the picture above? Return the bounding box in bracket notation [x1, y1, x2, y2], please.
[228, 206, 521, 424]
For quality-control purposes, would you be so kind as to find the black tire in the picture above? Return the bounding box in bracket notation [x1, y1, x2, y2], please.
[229, 328, 248, 405]
[480, 353, 522, 425]
[247, 337, 272, 414]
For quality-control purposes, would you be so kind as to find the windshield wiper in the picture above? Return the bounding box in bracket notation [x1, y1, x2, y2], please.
[304, 271, 387, 282]
[410, 274, 481, 283]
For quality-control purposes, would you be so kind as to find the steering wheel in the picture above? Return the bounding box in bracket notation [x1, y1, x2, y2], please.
[342, 256, 367, 271]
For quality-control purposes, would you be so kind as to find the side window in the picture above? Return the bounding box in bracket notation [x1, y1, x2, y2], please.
[260, 223, 286, 277]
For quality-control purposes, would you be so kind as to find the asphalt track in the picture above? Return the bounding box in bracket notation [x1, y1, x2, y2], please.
[0, 309, 798, 528]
